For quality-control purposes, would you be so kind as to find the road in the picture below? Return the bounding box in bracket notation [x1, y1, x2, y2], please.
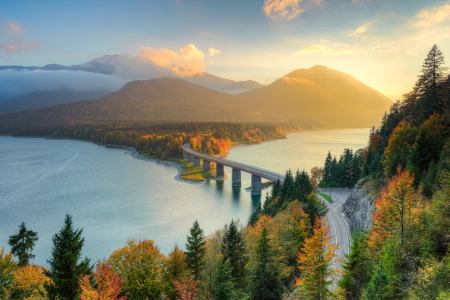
[182, 144, 285, 182]
[319, 188, 353, 271]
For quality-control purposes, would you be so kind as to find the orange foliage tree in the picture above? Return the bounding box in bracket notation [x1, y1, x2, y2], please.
[163, 245, 188, 300]
[296, 216, 343, 299]
[79, 259, 128, 300]
[0, 247, 16, 298]
[8, 264, 50, 300]
[310, 166, 325, 189]
[172, 275, 199, 300]
[369, 168, 424, 254]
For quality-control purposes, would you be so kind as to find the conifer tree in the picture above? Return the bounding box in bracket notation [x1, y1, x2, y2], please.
[339, 230, 372, 300]
[215, 260, 235, 300]
[185, 220, 206, 281]
[221, 220, 246, 287]
[324, 151, 332, 181]
[415, 44, 448, 120]
[45, 214, 91, 300]
[250, 227, 284, 300]
[296, 216, 342, 299]
[366, 259, 390, 300]
[8, 222, 38, 266]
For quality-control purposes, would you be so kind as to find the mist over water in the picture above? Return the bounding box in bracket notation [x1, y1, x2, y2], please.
[0, 128, 369, 265]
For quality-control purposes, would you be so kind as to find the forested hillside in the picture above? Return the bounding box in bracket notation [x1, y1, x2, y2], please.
[0, 90, 111, 115]
[320, 44, 450, 299]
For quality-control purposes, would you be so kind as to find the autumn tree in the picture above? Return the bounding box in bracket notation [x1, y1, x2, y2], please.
[0, 247, 17, 298]
[8, 222, 38, 266]
[296, 216, 342, 300]
[185, 220, 206, 281]
[45, 214, 92, 300]
[163, 245, 188, 300]
[108, 239, 165, 299]
[250, 227, 284, 300]
[310, 166, 325, 189]
[79, 259, 128, 300]
[173, 276, 199, 300]
[221, 220, 246, 287]
[383, 121, 418, 177]
[9, 264, 51, 300]
[369, 169, 423, 252]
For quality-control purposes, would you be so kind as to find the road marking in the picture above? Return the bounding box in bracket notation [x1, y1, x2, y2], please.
[329, 203, 351, 254]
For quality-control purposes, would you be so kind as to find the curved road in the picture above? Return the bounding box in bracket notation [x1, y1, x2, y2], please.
[319, 188, 353, 270]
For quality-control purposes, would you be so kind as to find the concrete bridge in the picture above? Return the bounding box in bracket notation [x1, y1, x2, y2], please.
[182, 143, 285, 195]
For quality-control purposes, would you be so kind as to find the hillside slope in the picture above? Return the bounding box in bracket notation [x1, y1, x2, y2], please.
[0, 90, 111, 115]
[234, 65, 392, 127]
[0, 66, 392, 130]
[0, 78, 245, 129]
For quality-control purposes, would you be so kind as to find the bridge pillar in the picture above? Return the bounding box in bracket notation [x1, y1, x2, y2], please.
[216, 164, 224, 179]
[203, 160, 210, 172]
[193, 156, 200, 167]
[232, 169, 241, 187]
[251, 174, 262, 195]
[187, 154, 194, 163]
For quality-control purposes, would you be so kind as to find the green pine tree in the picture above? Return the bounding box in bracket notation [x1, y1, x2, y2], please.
[45, 214, 91, 300]
[366, 259, 391, 300]
[221, 220, 247, 287]
[415, 44, 448, 120]
[250, 227, 284, 300]
[8, 222, 38, 266]
[339, 230, 372, 300]
[185, 220, 206, 280]
[324, 151, 332, 182]
[215, 259, 235, 300]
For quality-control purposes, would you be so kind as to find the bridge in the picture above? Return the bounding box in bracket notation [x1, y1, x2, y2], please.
[182, 143, 285, 195]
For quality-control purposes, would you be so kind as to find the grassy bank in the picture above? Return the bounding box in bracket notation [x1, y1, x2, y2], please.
[318, 192, 333, 203]
[174, 159, 217, 182]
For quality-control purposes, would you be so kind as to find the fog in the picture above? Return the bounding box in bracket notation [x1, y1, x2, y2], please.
[0, 70, 128, 95]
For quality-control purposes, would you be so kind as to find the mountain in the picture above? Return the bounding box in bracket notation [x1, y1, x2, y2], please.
[0, 78, 247, 130]
[0, 90, 112, 115]
[0, 55, 263, 94]
[234, 65, 393, 127]
[0, 66, 392, 131]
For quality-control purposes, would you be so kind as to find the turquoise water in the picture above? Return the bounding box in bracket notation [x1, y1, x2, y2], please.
[0, 128, 369, 265]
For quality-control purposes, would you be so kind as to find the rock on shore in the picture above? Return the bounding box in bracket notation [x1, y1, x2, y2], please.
[343, 187, 375, 233]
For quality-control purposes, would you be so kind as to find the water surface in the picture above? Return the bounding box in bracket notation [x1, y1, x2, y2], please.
[0, 128, 369, 265]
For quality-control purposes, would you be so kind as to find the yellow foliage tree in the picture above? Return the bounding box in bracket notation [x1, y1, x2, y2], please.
[8, 264, 50, 300]
[108, 240, 166, 299]
[296, 216, 343, 299]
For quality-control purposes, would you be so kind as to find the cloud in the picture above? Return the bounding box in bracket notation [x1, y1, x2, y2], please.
[293, 44, 354, 55]
[347, 22, 370, 37]
[0, 70, 126, 95]
[262, 0, 323, 20]
[352, 0, 370, 7]
[207, 48, 221, 56]
[415, 4, 450, 27]
[139, 43, 206, 77]
[0, 21, 38, 55]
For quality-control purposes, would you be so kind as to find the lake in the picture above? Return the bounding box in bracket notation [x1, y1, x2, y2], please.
[0, 128, 369, 265]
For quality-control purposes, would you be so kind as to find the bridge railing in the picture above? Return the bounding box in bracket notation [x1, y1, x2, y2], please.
[182, 144, 285, 181]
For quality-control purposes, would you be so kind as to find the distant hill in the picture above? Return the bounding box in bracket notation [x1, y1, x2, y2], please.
[0, 90, 112, 115]
[0, 78, 246, 130]
[234, 65, 393, 127]
[0, 66, 393, 131]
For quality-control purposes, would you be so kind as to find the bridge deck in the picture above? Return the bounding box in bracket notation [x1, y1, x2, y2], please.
[182, 144, 285, 182]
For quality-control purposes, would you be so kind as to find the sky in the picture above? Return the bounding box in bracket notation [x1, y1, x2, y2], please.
[1, 0, 450, 96]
